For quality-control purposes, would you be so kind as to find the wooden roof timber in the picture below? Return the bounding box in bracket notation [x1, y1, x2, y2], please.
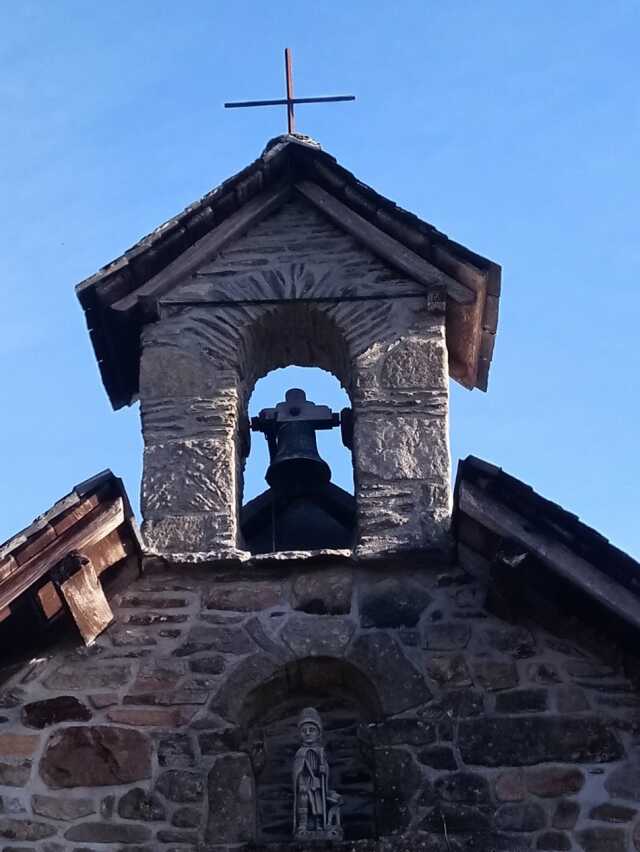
[76, 135, 501, 409]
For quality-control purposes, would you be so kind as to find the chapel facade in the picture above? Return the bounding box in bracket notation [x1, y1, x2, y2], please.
[0, 135, 639, 851]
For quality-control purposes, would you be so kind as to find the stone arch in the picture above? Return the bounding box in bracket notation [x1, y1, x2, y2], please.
[139, 251, 451, 557]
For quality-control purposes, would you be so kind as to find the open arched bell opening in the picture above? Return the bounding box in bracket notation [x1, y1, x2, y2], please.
[240, 365, 355, 554]
[239, 657, 381, 843]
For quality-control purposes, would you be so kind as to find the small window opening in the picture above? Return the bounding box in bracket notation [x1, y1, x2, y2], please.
[241, 367, 355, 554]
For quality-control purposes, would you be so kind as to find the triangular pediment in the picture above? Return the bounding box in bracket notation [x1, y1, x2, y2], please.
[76, 135, 501, 408]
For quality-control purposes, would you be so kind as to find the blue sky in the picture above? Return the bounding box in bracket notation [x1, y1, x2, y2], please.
[1, 1, 639, 557]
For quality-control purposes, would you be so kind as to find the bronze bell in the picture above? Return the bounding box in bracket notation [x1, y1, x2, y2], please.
[251, 389, 340, 495]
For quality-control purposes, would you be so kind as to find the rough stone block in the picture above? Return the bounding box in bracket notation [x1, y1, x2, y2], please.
[360, 578, 432, 628]
[0, 819, 57, 841]
[426, 654, 472, 688]
[22, 697, 91, 729]
[576, 827, 627, 852]
[381, 337, 447, 389]
[495, 802, 546, 832]
[40, 726, 152, 787]
[64, 822, 152, 843]
[459, 716, 623, 766]
[495, 689, 548, 714]
[552, 799, 580, 830]
[205, 580, 285, 611]
[435, 771, 491, 804]
[31, 795, 95, 821]
[281, 614, 355, 657]
[355, 416, 448, 481]
[526, 766, 584, 797]
[374, 748, 422, 834]
[206, 753, 255, 843]
[292, 569, 353, 614]
[424, 623, 471, 650]
[118, 787, 166, 821]
[472, 659, 518, 691]
[43, 662, 131, 690]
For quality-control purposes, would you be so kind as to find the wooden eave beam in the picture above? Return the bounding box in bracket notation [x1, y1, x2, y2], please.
[295, 181, 475, 305]
[459, 481, 640, 633]
[0, 498, 125, 612]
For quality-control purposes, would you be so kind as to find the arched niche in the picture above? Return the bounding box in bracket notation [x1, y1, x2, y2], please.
[239, 657, 381, 844]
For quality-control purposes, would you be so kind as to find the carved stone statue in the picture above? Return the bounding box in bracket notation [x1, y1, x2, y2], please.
[293, 707, 343, 840]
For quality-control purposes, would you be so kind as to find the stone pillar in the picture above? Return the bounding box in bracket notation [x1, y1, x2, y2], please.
[139, 341, 242, 557]
[352, 333, 451, 556]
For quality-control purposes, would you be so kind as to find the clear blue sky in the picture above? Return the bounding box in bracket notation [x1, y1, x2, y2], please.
[1, 1, 638, 558]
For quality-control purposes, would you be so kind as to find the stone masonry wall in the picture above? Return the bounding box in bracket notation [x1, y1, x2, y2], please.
[139, 198, 450, 559]
[0, 553, 639, 851]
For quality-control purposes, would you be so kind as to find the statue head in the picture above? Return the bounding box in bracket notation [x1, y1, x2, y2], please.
[298, 706, 322, 746]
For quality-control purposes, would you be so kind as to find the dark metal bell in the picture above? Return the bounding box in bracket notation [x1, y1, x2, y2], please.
[266, 420, 331, 493]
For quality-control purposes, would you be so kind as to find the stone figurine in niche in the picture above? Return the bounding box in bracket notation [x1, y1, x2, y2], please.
[293, 706, 343, 840]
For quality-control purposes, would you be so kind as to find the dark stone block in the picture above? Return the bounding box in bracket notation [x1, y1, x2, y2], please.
[364, 719, 436, 747]
[419, 690, 483, 720]
[173, 625, 254, 656]
[557, 686, 589, 712]
[424, 624, 471, 650]
[292, 570, 352, 615]
[458, 716, 623, 766]
[199, 726, 243, 754]
[22, 696, 92, 729]
[605, 757, 640, 801]
[360, 579, 431, 628]
[0, 762, 30, 786]
[485, 627, 536, 658]
[417, 746, 457, 770]
[206, 753, 255, 843]
[172, 806, 202, 828]
[589, 803, 636, 822]
[425, 655, 472, 688]
[157, 828, 199, 843]
[435, 771, 490, 804]
[64, 822, 152, 843]
[374, 748, 422, 834]
[552, 799, 580, 830]
[495, 689, 548, 714]
[40, 726, 152, 787]
[495, 802, 546, 832]
[43, 662, 131, 690]
[348, 634, 431, 715]
[118, 788, 166, 821]
[420, 803, 491, 834]
[156, 770, 204, 803]
[158, 733, 196, 768]
[473, 659, 518, 691]
[537, 831, 571, 850]
[576, 827, 627, 852]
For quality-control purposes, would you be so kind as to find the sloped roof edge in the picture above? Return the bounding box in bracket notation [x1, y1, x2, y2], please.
[454, 455, 640, 633]
[76, 135, 501, 409]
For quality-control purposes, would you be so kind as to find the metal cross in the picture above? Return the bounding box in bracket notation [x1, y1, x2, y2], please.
[224, 48, 355, 134]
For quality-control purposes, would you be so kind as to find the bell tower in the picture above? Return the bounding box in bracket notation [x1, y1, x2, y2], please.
[76, 134, 500, 562]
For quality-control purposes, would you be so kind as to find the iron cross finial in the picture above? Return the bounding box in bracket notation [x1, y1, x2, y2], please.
[224, 48, 355, 134]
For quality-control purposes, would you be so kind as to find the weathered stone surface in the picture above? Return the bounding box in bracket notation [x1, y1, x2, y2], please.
[605, 757, 640, 801]
[420, 690, 483, 720]
[118, 787, 166, 821]
[420, 803, 490, 834]
[107, 707, 193, 727]
[495, 689, 547, 714]
[158, 733, 196, 767]
[348, 633, 431, 714]
[0, 819, 57, 841]
[459, 716, 623, 766]
[360, 579, 431, 628]
[127, 612, 189, 625]
[356, 416, 448, 481]
[435, 771, 490, 804]
[199, 726, 243, 754]
[22, 696, 91, 729]
[0, 734, 39, 757]
[292, 569, 353, 615]
[173, 625, 254, 656]
[589, 803, 636, 822]
[557, 686, 589, 712]
[157, 828, 199, 843]
[381, 337, 446, 389]
[495, 769, 526, 802]
[552, 799, 580, 830]
[31, 795, 95, 821]
[576, 827, 627, 852]
[634, 820, 640, 852]
[205, 580, 285, 611]
[123, 688, 207, 706]
[417, 746, 457, 770]
[111, 628, 158, 647]
[566, 660, 615, 678]
[526, 766, 584, 797]
[64, 822, 152, 843]
[425, 654, 472, 688]
[210, 653, 280, 720]
[206, 753, 255, 843]
[189, 655, 225, 675]
[172, 806, 201, 828]
[527, 662, 562, 684]
[424, 623, 471, 650]
[537, 831, 571, 850]
[43, 662, 131, 690]
[157, 770, 204, 803]
[121, 594, 189, 608]
[495, 802, 546, 832]
[40, 726, 152, 787]
[365, 719, 436, 747]
[485, 627, 536, 658]
[374, 748, 422, 834]
[0, 761, 30, 786]
[88, 692, 119, 709]
[0, 795, 25, 815]
[473, 659, 518, 691]
[281, 614, 355, 657]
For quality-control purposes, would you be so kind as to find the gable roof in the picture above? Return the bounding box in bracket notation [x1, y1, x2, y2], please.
[454, 456, 640, 636]
[76, 134, 501, 409]
[0, 470, 142, 627]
